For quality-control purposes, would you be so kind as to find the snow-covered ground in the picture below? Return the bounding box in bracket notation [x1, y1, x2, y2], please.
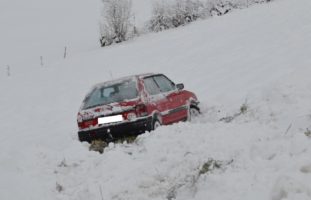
[1, 0, 311, 199]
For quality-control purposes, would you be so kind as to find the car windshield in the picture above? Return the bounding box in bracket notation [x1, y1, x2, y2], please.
[82, 79, 138, 109]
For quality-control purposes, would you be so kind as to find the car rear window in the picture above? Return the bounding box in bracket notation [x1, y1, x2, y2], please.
[82, 79, 138, 109]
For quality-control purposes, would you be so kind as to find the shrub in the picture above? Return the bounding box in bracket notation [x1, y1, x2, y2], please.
[148, 0, 207, 32]
[99, 0, 134, 47]
[99, 0, 275, 45]
[199, 159, 222, 175]
[148, 2, 174, 32]
[147, 0, 275, 32]
[305, 129, 311, 137]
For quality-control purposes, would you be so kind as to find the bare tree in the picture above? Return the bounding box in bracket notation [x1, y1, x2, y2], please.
[99, 0, 134, 47]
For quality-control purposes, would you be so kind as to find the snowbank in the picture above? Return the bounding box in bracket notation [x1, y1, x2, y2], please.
[0, 0, 311, 199]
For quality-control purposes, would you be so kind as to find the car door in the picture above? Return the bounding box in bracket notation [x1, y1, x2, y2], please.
[153, 75, 188, 123]
[143, 76, 170, 124]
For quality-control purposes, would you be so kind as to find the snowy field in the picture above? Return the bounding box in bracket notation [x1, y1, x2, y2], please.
[1, 0, 311, 200]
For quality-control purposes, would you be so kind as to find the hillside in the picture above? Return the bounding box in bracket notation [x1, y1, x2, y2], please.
[0, 0, 311, 199]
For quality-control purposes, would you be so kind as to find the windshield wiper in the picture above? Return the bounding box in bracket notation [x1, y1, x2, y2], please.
[84, 102, 114, 110]
[84, 104, 105, 109]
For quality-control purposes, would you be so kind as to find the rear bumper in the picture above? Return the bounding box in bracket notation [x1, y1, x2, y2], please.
[78, 117, 152, 142]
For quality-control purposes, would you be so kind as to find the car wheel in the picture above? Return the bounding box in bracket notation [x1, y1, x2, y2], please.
[188, 106, 200, 121]
[152, 119, 161, 130]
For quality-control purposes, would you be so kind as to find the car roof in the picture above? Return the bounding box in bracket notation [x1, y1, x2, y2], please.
[93, 73, 158, 88]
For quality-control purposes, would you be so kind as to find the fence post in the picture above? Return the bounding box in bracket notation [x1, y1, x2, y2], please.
[64, 46, 67, 59]
[7, 65, 10, 77]
[40, 56, 44, 67]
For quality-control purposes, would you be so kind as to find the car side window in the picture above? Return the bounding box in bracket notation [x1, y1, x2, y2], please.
[144, 77, 161, 95]
[153, 75, 176, 93]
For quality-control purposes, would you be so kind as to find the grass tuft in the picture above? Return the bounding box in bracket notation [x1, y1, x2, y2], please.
[305, 129, 311, 137]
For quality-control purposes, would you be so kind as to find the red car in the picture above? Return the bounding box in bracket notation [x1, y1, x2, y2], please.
[77, 73, 200, 142]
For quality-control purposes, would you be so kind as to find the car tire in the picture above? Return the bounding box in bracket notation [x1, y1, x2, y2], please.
[188, 106, 200, 121]
[151, 118, 161, 131]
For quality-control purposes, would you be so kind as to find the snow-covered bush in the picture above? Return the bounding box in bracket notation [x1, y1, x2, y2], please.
[99, 0, 134, 47]
[207, 0, 239, 16]
[147, 0, 274, 32]
[148, 0, 208, 32]
[98, 0, 274, 45]
[147, 2, 174, 32]
[173, 0, 206, 26]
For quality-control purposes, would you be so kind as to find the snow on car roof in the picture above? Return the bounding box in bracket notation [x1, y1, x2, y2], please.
[94, 73, 156, 88]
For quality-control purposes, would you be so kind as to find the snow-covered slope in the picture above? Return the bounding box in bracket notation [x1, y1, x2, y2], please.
[1, 0, 311, 200]
[0, 0, 101, 74]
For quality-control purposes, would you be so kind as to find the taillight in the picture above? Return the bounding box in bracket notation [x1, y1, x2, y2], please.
[121, 112, 135, 121]
[135, 104, 147, 117]
[78, 118, 98, 129]
[77, 113, 83, 123]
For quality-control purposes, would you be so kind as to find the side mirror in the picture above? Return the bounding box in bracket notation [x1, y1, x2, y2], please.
[176, 83, 184, 91]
